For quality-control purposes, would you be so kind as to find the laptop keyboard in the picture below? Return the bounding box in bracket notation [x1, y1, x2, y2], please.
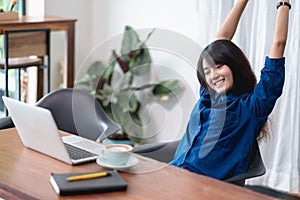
[64, 143, 97, 160]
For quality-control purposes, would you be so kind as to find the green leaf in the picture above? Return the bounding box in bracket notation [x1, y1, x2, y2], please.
[139, 28, 155, 48]
[74, 74, 94, 86]
[102, 53, 116, 81]
[113, 50, 129, 73]
[120, 26, 154, 76]
[95, 83, 114, 107]
[116, 90, 139, 113]
[122, 112, 143, 144]
[119, 72, 133, 90]
[87, 61, 106, 78]
[128, 47, 152, 75]
[128, 93, 139, 113]
[124, 83, 156, 91]
[121, 26, 140, 59]
[152, 80, 182, 98]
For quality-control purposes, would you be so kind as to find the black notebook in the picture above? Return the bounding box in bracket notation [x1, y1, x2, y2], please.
[50, 170, 127, 196]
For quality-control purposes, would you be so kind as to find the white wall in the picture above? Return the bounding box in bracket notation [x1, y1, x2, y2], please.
[44, 0, 202, 142]
[44, 0, 94, 89]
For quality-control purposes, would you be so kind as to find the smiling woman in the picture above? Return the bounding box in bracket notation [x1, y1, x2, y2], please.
[169, 0, 289, 185]
[193, 0, 299, 193]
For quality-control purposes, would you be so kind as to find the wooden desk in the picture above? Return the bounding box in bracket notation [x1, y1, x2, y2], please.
[0, 16, 77, 99]
[0, 128, 274, 200]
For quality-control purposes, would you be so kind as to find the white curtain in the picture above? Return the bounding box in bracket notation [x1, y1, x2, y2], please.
[197, 0, 300, 194]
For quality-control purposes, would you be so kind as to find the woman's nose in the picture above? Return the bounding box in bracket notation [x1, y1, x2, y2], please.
[210, 69, 219, 80]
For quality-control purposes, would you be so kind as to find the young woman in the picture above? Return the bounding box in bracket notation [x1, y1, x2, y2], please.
[170, 0, 290, 180]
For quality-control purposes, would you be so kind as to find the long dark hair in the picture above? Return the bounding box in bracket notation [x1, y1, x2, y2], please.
[197, 40, 269, 141]
[197, 40, 257, 95]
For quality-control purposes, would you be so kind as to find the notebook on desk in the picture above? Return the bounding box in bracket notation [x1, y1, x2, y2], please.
[50, 170, 127, 196]
[2, 96, 104, 165]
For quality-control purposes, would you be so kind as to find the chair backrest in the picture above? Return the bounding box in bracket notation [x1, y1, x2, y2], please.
[4, 28, 50, 58]
[36, 88, 120, 141]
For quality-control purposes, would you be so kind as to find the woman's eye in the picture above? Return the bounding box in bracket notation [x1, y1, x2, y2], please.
[204, 71, 210, 75]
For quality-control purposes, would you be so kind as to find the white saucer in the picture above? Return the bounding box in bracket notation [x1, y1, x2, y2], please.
[96, 156, 139, 170]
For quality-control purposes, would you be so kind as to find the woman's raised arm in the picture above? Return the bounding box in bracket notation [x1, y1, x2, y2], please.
[269, 1, 290, 58]
[215, 0, 249, 40]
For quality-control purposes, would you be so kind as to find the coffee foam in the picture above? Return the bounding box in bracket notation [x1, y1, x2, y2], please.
[107, 145, 131, 152]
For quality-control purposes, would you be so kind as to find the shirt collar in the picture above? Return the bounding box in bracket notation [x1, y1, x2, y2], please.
[199, 88, 237, 107]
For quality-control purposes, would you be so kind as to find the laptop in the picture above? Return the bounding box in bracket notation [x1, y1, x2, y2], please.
[2, 96, 104, 165]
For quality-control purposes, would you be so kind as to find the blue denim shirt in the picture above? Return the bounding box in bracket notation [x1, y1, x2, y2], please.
[169, 57, 285, 180]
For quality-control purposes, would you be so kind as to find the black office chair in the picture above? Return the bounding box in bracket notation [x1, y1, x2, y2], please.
[133, 140, 180, 163]
[0, 88, 120, 142]
[133, 140, 266, 186]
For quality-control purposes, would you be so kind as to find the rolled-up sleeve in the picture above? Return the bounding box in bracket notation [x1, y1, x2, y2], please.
[251, 57, 285, 118]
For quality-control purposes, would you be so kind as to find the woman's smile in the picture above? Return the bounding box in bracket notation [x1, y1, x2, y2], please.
[203, 60, 234, 94]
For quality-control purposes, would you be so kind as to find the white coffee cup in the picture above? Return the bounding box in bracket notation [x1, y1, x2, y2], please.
[100, 144, 133, 166]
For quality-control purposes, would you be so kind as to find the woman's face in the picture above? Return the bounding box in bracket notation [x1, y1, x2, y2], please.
[203, 59, 234, 94]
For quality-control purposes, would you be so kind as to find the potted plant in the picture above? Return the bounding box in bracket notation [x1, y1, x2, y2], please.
[76, 26, 182, 144]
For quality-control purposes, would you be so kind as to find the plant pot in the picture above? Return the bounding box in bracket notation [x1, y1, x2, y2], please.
[0, 12, 18, 21]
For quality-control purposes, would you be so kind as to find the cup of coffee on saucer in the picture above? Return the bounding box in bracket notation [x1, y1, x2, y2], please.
[99, 144, 133, 166]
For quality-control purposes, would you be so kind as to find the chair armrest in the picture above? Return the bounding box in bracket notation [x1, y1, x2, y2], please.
[0, 116, 14, 129]
[133, 140, 180, 163]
